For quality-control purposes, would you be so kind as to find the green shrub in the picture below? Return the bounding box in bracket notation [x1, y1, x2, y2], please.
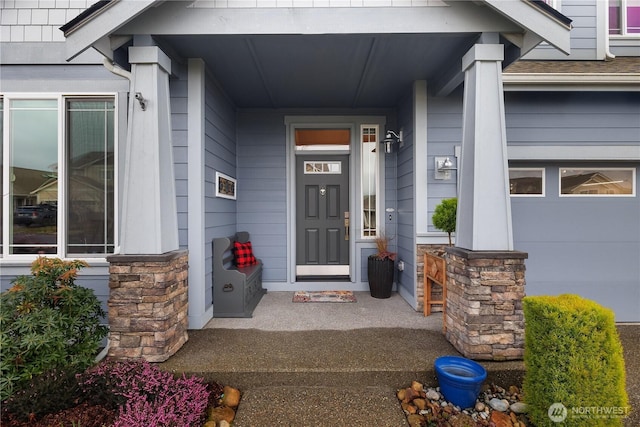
[0, 257, 109, 400]
[522, 294, 628, 427]
[432, 197, 457, 246]
[0, 367, 82, 422]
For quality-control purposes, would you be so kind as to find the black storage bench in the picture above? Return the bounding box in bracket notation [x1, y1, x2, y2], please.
[212, 232, 266, 317]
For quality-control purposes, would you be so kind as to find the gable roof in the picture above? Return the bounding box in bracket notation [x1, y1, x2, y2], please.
[62, 0, 571, 61]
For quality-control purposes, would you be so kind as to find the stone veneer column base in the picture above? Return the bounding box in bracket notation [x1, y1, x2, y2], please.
[444, 247, 527, 361]
[106, 250, 189, 362]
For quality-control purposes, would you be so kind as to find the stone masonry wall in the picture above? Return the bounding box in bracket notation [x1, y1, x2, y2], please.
[444, 247, 527, 361]
[106, 250, 189, 362]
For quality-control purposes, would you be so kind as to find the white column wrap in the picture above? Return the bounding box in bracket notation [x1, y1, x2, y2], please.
[456, 44, 513, 251]
[120, 46, 179, 254]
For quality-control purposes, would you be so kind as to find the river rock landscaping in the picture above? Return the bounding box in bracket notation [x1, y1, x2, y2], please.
[398, 380, 530, 427]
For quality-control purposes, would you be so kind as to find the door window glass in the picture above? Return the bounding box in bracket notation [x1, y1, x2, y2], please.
[361, 125, 378, 237]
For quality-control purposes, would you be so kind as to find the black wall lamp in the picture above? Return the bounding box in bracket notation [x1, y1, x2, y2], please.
[382, 130, 403, 154]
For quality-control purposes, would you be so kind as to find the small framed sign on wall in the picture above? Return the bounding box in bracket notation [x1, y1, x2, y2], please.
[215, 171, 236, 200]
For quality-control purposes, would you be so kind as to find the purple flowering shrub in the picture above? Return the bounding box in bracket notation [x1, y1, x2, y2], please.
[78, 358, 210, 427]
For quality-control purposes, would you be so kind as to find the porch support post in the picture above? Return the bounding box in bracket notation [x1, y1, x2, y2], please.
[456, 44, 513, 251]
[444, 44, 525, 361]
[107, 46, 188, 362]
[121, 46, 179, 255]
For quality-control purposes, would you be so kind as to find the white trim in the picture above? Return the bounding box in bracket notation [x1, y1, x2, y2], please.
[284, 115, 387, 285]
[1, 92, 118, 261]
[360, 123, 380, 240]
[483, 0, 571, 54]
[296, 265, 350, 276]
[186, 58, 210, 330]
[414, 81, 429, 235]
[503, 73, 640, 91]
[508, 167, 546, 197]
[263, 281, 371, 292]
[64, 0, 158, 60]
[215, 171, 237, 200]
[508, 145, 640, 161]
[559, 167, 636, 197]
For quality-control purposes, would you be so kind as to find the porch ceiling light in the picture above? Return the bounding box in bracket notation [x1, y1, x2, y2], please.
[382, 130, 403, 154]
[435, 157, 457, 180]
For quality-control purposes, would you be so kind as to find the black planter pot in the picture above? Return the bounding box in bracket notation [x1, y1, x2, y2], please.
[367, 255, 394, 299]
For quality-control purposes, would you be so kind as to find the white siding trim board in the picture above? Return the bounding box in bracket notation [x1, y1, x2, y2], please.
[503, 73, 640, 91]
[508, 145, 640, 161]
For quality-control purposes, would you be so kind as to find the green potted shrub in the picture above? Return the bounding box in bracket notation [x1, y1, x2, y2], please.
[367, 231, 396, 299]
[424, 197, 457, 316]
[432, 197, 457, 246]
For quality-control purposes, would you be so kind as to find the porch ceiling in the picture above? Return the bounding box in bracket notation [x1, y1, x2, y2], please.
[157, 33, 477, 108]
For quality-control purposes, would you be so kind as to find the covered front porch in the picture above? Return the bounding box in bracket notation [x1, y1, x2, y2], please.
[62, 0, 571, 360]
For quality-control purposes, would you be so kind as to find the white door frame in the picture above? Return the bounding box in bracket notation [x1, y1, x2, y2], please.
[284, 115, 387, 288]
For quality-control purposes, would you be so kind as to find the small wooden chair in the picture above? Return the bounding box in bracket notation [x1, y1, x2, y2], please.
[423, 252, 447, 331]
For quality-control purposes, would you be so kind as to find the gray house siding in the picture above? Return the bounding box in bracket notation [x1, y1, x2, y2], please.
[396, 92, 415, 298]
[236, 110, 288, 282]
[426, 95, 463, 230]
[505, 92, 640, 147]
[171, 63, 190, 249]
[525, 0, 599, 60]
[505, 91, 640, 321]
[203, 74, 239, 305]
[510, 164, 639, 322]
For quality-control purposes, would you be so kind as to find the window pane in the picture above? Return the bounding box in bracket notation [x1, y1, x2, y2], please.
[361, 126, 377, 237]
[610, 0, 622, 34]
[67, 99, 115, 254]
[628, 0, 640, 33]
[0, 99, 3, 256]
[560, 168, 635, 196]
[509, 168, 544, 196]
[10, 99, 58, 254]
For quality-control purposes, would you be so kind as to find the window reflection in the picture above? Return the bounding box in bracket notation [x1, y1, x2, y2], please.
[362, 126, 378, 237]
[10, 100, 58, 254]
[509, 168, 545, 196]
[67, 100, 115, 254]
[560, 168, 635, 196]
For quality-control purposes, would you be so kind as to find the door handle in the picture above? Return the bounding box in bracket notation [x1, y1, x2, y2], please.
[344, 212, 350, 240]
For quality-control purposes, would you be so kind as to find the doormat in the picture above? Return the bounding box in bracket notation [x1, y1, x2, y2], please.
[292, 291, 357, 303]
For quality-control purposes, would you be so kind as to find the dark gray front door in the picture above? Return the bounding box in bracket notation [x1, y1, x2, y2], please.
[296, 155, 349, 277]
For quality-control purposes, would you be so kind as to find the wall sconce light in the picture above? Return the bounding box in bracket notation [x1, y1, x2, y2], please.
[382, 130, 403, 154]
[435, 156, 457, 180]
[134, 92, 147, 111]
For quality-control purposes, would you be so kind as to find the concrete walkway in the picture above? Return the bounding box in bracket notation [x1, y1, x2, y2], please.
[159, 292, 638, 426]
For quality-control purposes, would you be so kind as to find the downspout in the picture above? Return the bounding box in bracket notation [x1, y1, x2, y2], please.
[603, 2, 616, 60]
[103, 57, 132, 81]
[98, 56, 130, 361]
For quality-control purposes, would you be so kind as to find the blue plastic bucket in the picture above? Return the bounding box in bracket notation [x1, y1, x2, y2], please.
[434, 356, 487, 409]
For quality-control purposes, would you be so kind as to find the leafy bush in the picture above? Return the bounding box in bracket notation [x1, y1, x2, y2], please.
[523, 294, 628, 427]
[432, 197, 457, 245]
[79, 358, 211, 427]
[0, 368, 82, 423]
[0, 257, 108, 400]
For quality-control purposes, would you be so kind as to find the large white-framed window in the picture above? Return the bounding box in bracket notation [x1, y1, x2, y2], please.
[1, 94, 117, 258]
[609, 0, 640, 34]
[559, 167, 636, 196]
[509, 168, 545, 197]
[361, 124, 379, 238]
